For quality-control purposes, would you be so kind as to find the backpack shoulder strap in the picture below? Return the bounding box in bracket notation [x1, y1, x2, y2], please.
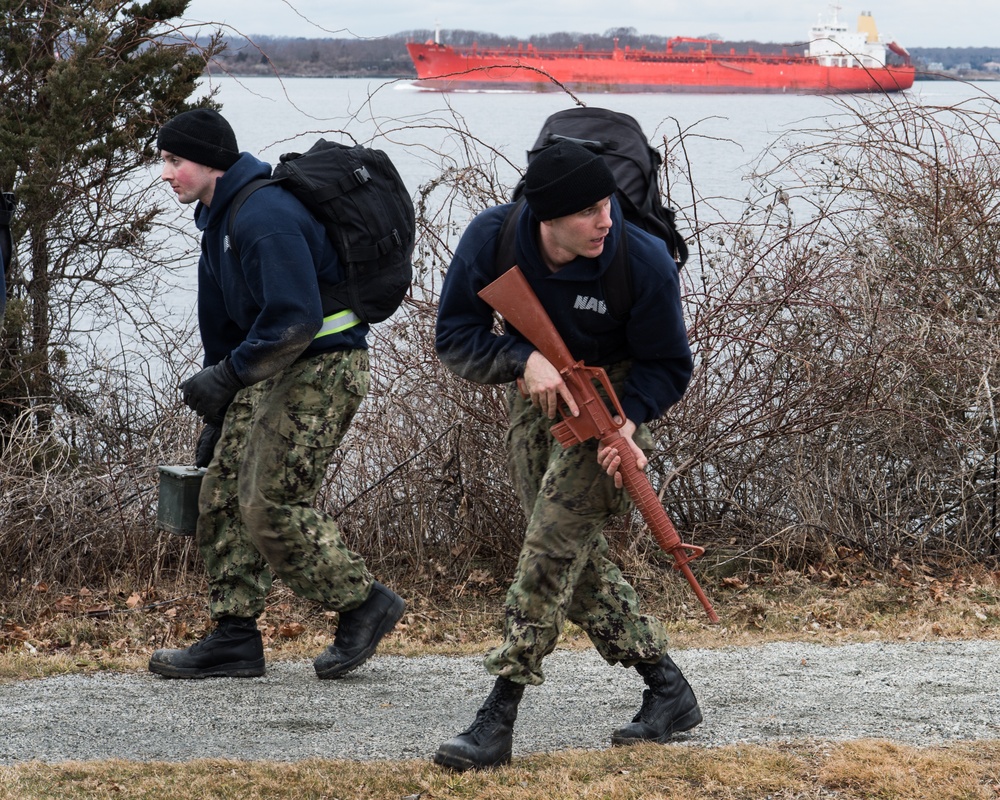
[493, 197, 525, 278]
[226, 177, 279, 260]
[603, 229, 632, 321]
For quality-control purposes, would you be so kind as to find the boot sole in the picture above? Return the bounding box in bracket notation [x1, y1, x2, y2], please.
[315, 596, 406, 679]
[432, 747, 511, 772]
[149, 658, 266, 679]
[610, 703, 703, 746]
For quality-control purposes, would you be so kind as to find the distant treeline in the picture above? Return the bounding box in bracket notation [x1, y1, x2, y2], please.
[209, 29, 1000, 78]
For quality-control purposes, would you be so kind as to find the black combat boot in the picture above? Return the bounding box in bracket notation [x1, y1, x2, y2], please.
[433, 677, 526, 771]
[611, 653, 702, 745]
[314, 581, 405, 679]
[148, 615, 265, 679]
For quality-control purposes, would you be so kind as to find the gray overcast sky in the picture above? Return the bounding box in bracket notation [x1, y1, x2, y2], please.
[180, 0, 994, 49]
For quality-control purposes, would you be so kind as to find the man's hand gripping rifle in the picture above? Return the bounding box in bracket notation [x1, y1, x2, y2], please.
[478, 266, 719, 623]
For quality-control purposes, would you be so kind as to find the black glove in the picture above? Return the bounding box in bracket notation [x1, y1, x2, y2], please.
[180, 357, 244, 419]
[194, 420, 223, 468]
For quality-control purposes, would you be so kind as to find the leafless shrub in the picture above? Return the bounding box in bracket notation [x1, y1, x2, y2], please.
[327, 118, 528, 591]
[5, 89, 1000, 615]
[0, 323, 201, 609]
[332, 92, 1000, 587]
[660, 88, 1000, 569]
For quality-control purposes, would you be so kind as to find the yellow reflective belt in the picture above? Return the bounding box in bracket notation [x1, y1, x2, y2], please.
[314, 309, 361, 338]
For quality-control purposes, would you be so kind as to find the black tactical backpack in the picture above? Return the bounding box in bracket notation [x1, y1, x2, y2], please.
[228, 139, 415, 325]
[495, 108, 689, 320]
[520, 107, 688, 268]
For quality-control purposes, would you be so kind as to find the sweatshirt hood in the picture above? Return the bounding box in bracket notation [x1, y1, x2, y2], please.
[514, 194, 623, 283]
[193, 152, 272, 231]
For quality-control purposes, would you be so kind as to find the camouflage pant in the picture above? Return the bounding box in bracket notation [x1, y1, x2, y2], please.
[484, 362, 670, 686]
[196, 349, 373, 620]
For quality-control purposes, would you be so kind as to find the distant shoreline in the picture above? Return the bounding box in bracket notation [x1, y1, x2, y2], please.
[207, 69, 1000, 83]
[209, 33, 1000, 85]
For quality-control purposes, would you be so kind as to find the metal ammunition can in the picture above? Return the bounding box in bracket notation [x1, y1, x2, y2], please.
[156, 465, 206, 536]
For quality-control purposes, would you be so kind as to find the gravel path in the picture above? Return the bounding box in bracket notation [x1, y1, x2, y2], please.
[3, 639, 998, 764]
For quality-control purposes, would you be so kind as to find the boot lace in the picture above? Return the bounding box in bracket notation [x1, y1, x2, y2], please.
[462, 681, 522, 738]
[632, 687, 658, 723]
[185, 627, 224, 655]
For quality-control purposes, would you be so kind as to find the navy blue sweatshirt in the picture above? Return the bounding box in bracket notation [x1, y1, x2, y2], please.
[193, 153, 367, 386]
[435, 198, 692, 425]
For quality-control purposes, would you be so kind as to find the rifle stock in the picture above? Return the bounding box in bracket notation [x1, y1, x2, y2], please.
[478, 265, 719, 624]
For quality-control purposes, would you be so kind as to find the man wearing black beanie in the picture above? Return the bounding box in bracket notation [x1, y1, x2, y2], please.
[157, 108, 241, 172]
[150, 107, 404, 681]
[433, 139, 699, 770]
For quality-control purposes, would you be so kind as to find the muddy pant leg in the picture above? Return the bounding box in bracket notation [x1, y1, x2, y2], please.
[197, 391, 273, 620]
[486, 372, 669, 684]
[566, 536, 670, 666]
[485, 386, 632, 685]
[236, 350, 375, 613]
[485, 499, 608, 685]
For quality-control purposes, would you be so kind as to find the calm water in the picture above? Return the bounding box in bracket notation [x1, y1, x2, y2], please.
[153, 76, 998, 319]
[199, 75, 997, 202]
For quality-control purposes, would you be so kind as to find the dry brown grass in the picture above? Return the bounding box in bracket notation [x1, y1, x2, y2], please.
[3, 560, 998, 679]
[1, 741, 998, 799]
[3, 81, 1000, 800]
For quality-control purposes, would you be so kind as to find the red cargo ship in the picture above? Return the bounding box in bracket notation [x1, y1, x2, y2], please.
[406, 10, 914, 94]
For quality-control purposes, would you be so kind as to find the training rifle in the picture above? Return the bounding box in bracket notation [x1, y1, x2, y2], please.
[478, 265, 719, 623]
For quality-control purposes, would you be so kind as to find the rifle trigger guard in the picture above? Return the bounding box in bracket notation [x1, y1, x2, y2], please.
[669, 542, 706, 570]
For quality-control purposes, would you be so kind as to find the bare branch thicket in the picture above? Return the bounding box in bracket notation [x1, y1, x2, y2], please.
[323, 109, 530, 592]
[0, 197, 207, 604]
[6, 73, 1000, 615]
[0, 1, 225, 606]
[653, 90, 1000, 569]
[0, 337, 201, 603]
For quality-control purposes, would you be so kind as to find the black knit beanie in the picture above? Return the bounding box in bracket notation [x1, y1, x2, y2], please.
[157, 109, 240, 171]
[522, 139, 616, 221]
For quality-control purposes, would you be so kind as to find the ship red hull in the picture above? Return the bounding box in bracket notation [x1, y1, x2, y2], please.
[406, 42, 916, 94]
